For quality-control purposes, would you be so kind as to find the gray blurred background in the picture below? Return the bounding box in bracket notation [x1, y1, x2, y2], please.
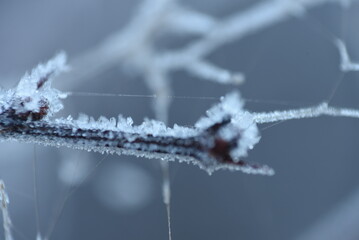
[1, 0, 359, 239]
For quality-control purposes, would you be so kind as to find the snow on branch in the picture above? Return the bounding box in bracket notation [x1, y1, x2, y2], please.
[0, 180, 13, 240]
[335, 38, 359, 72]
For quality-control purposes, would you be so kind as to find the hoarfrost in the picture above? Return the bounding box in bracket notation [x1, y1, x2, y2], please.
[0, 52, 68, 121]
[55, 91, 260, 162]
[230, 112, 261, 159]
[195, 92, 244, 130]
[196, 92, 260, 161]
[16, 52, 68, 114]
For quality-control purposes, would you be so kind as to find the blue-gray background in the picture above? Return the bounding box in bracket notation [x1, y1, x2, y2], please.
[0, 0, 359, 240]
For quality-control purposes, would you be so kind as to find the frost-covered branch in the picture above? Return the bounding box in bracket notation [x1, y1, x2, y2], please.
[0, 54, 272, 176]
[252, 102, 359, 123]
[4, 54, 359, 176]
[0, 180, 13, 240]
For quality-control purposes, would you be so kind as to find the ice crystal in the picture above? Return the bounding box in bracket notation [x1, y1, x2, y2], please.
[196, 92, 260, 161]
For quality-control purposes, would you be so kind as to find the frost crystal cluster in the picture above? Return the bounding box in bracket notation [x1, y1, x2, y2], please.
[0, 52, 67, 121]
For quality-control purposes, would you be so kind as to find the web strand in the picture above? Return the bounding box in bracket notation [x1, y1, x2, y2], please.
[32, 145, 41, 240]
[66, 91, 309, 107]
[45, 155, 108, 240]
